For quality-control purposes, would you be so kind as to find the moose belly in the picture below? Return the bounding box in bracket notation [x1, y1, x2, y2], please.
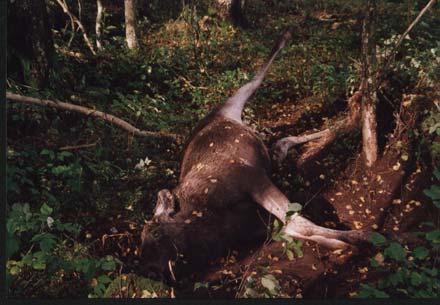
[180, 115, 271, 181]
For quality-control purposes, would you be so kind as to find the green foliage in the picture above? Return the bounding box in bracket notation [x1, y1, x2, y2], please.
[6, 201, 119, 297]
[6, 0, 440, 298]
[423, 168, 440, 208]
[243, 271, 283, 298]
[104, 274, 170, 298]
[272, 219, 304, 260]
[358, 176, 440, 299]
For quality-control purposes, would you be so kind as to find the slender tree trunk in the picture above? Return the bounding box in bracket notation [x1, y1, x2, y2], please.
[216, 0, 249, 28]
[230, 0, 249, 28]
[96, 0, 104, 50]
[124, 0, 139, 50]
[7, 0, 54, 88]
[361, 0, 378, 167]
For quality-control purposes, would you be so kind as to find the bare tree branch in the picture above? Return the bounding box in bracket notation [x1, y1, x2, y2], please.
[6, 92, 180, 142]
[60, 143, 97, 151]
[55, 0, 97, 55]
[377, 0, 437, 86]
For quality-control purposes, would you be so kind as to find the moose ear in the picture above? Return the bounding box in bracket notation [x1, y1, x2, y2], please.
[153, 189, 177, 222]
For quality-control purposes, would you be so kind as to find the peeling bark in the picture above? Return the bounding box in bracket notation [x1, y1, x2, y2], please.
[361, 0, 378, 167]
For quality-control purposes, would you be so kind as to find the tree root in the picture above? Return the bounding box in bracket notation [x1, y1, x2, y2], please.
[272, 91, 362, 167]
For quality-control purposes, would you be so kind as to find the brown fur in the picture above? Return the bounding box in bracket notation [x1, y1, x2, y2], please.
[140, 111, 272, 280]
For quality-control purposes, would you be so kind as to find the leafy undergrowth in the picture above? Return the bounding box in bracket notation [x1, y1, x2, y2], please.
[6, 0, 440, 298]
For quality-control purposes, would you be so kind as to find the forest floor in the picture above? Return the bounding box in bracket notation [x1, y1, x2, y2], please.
[7, 0, 440, 299]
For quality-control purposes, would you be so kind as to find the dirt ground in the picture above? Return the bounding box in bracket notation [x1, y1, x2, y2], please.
[92, 93, 438, 298]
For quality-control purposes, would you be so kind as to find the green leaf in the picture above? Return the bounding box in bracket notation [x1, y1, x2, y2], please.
[425, 230, 440, 243]
[40, 203, 53, 216]
[51, 165, 69, 176]
[358, 284, 389, 298]
[410, 272, 423, 286]
[433, 168, 440, 181]
[286, 249, 294, 261]
[9, 265, 20, 276]
[384, 242, 406, 261]
[261, 275, 278, 293]
[413, 246, 429, 260]
[193, 282, 209, 291]
[424, 186, 440, 200]
[57, 151, 73, 161]
[32, 257, 46, 270]
[39, 237, 57, 252]
[287, 202, 302, 213]
[292, 240, 303, 258]
[370, 232, 387, 247]
[101, 260, 116, 271]
[97, 275, 112, 284]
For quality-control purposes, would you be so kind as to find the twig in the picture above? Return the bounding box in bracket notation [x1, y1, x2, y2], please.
[55, 0, 97, 55]
[59, 143, 97, 151]
[377, 0, 437, 86]
[6, 92, 180, 142]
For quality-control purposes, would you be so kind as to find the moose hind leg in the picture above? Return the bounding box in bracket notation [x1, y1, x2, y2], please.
[218, 30, 292, 122]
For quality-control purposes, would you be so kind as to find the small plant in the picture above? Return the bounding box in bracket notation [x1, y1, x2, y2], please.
[357, 173, 440, 299]
[242, 268, 283, 298]
[271, 202, 304, 260]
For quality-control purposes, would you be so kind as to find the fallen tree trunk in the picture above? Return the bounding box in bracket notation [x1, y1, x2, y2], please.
[6, 92, 180, 142]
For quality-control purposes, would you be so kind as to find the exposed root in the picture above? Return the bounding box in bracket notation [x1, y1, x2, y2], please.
[272, 91, 362, 167]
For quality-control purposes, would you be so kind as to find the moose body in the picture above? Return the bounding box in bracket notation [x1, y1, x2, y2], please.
[140, 30, 369, 280]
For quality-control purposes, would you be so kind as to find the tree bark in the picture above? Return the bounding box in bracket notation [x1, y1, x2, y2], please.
[7, 0, 54, 88]
[216, 0, 249, 28]
[124, 0, 139, 50]
[230, 0, 249, 28]
[361, 0, 378, 167]
[96, 0, 104, 50]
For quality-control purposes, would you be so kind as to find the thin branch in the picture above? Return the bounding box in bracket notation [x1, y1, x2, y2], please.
[55, 0, 97, 55]
[59, 143, 97, 151]
[378, 0, 437, 85]
[6, 92, 180, 142]
[63, 0, 76, 47]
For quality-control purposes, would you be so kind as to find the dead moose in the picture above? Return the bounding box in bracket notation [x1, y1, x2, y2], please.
[140, 30, 370, 281]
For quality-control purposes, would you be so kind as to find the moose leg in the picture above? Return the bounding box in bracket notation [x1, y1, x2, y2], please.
[218, 30, 292, 122]
[248, 171, 370, 249]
